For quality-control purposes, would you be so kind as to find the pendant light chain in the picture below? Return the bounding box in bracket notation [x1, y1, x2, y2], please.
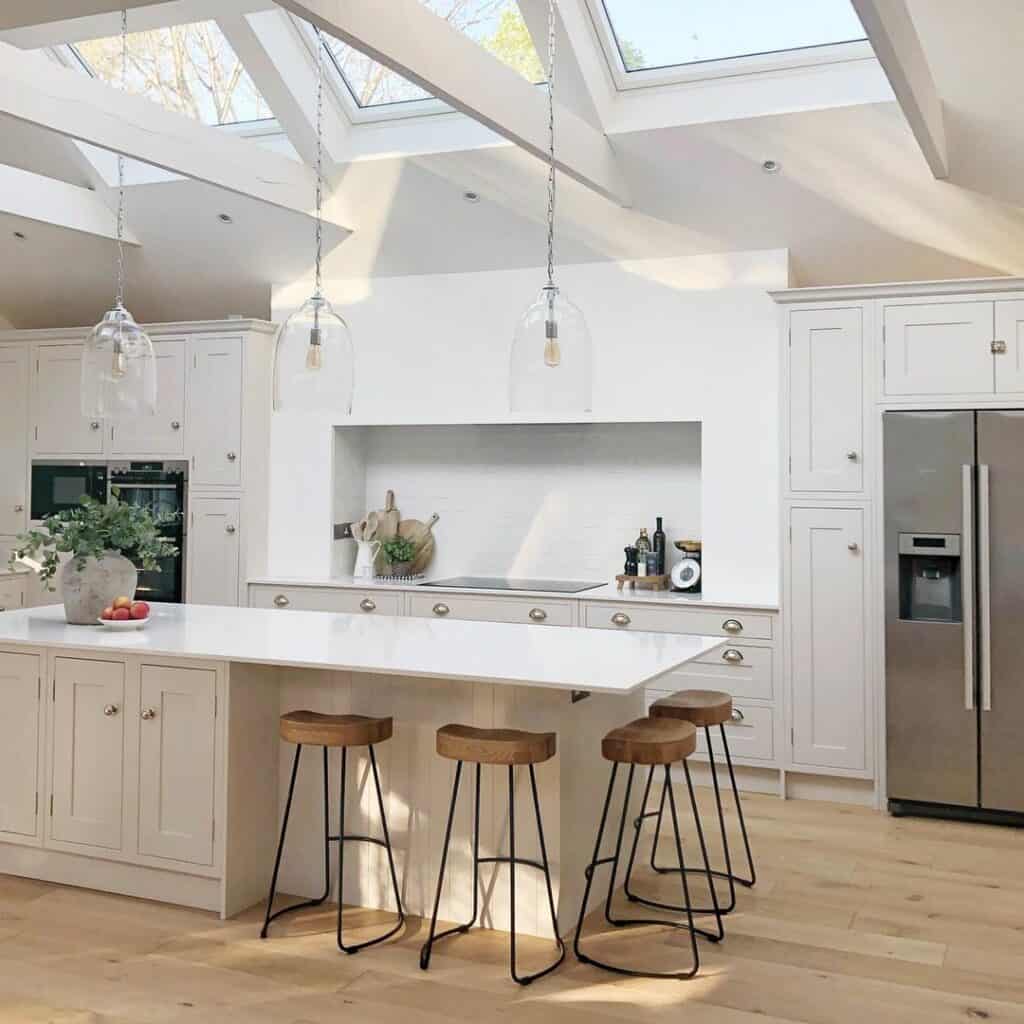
[313, 26, 325, 300]
[115, 6, 128, 311]
[545, 0, 557, 291]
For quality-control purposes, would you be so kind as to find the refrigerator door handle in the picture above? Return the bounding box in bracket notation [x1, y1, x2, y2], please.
[979, 463, 992, 711]
[962, 464, 976, 712]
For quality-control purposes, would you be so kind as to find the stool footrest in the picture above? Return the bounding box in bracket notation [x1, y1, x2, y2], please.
[477, 855, 547, 872]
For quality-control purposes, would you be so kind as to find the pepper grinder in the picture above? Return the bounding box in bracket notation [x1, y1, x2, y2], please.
[623, 546, 638, 576]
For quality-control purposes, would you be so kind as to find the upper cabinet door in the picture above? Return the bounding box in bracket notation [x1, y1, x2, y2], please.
[110, 339, 187, 456]
[33, 343, 105, 455]
[137, 664, 217, 865]
[0, 346, 29, 534]
[883, 301, 994, 396]
[994, 300, 1024, 394]
[50, 657, 125, 851]
[187, 497, 240, 606]
[789, 307, 863, 492]
[189, 337, 242, 488]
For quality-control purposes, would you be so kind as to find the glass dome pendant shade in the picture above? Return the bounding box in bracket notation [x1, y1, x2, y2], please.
[273, 26, 354, 415]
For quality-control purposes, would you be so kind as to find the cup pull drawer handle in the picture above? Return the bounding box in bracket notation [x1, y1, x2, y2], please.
[433, 603, 450, 616]
[528, 607, 548, 622]
[273, 594, 290, 608]
[359, 598, 376, 612]
[611, 612, 631, 627]
[722, 648, 744, 664]
[722, 618, 743, 634]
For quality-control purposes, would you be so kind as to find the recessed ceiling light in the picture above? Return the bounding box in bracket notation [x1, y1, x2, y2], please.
[13, 231, 26, 240]
[462, 191, 481, 203]
[217, 213, 234, 224]
[762, 159, 781, 174]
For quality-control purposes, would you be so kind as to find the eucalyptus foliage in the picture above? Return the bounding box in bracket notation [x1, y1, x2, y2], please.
[9, 495, 179, 588]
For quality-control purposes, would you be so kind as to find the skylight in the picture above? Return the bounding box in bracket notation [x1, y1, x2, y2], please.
[323, 0, 543, 110]
[600, 0, 866, 74]
[68, 21, 273, 126]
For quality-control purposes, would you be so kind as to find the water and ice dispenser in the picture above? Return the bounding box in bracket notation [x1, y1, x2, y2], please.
[897, 533, 963, 623]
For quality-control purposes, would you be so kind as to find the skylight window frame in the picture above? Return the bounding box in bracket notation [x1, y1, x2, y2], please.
[583, 0, 873, 92]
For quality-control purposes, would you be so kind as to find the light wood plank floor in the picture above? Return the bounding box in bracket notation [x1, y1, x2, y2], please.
[2, 789, 1023, 1023]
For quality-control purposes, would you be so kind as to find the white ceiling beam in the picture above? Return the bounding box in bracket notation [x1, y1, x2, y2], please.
[0, 163, 140, 244]
[218, 8, 349, 173]
[274, 0, 630, 206]
[0, 41, 352, 232]
[1, 0, 274, 47]
[0, 1, 172, 32]
[850, 0, 948, 178]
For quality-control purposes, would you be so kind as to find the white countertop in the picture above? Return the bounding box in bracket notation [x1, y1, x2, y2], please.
[0, 604, 725, 694]
[248, 575, 779, 612]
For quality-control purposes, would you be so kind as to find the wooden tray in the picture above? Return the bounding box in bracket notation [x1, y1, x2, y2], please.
[616, 573, 670, 591]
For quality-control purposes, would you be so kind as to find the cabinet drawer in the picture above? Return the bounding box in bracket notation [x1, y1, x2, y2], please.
[249, 584, 403, 617]
[582, 603, 773, 640]
[407, 592, 574, 626]
[645, 695, 775, 764]
[674, 642, 773, 700]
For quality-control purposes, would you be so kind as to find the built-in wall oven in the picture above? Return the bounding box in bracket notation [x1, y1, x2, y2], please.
[109, 463, 187, 604]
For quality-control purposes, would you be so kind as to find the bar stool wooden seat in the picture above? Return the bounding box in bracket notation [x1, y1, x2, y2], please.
[625, 689, 756, 919]
[260, 711, 405, 954]
[420, 724, 564, 985]
[573, 717, 723, 980]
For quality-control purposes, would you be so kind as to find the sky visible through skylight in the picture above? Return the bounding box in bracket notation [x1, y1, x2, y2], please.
[325, 0, 543, 109]
[71, 21, 273, 125]
[601, 0, 865, 72]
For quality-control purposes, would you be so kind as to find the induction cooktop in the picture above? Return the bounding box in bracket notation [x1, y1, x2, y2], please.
[420, 577, 605, 594]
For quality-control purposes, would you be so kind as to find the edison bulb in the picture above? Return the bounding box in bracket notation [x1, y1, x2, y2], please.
[273, 294, 354, 413]
[305, 338, 323, 371]
[543, 320, 561, 367]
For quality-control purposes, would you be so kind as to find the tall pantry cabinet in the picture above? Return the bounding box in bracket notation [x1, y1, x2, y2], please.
[0, 320, 275, 608]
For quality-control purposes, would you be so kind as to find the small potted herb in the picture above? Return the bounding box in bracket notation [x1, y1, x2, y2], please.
[9, 495, 178, 624]
[380, 535, 417, 577]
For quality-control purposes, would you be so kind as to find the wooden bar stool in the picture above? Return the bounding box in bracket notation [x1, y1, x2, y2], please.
[625, 689, 756, 917]
[419, 724, 565, 986]
[260, 711, 405, 954]
[573, 717, 723, 980]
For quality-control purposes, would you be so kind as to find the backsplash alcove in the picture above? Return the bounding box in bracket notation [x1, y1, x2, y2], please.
[332, 421, 701, 581]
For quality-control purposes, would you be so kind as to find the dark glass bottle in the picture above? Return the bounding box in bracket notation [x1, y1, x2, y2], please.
[623, 546, 638, 576]
[653, 516, 666, 574]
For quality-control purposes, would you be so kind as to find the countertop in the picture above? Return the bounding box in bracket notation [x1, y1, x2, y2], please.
[248, 575, 779, 612]
[0, 604, 725, 694]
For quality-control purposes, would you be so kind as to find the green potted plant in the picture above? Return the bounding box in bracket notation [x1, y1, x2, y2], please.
[380, 535, 417, 577]
[9, 495, 178, 625]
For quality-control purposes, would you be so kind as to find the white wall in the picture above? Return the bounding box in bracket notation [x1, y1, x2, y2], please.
[269, 250, 788, 596]
[335, 422, 700, 580]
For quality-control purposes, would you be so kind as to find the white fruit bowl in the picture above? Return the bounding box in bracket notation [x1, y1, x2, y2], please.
[97, 616, 149, 630]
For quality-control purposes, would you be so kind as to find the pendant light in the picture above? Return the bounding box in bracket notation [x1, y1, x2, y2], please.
[509, 0, 592, 414]
[273, 26, 354, 414]
[81, 8, 157, 419]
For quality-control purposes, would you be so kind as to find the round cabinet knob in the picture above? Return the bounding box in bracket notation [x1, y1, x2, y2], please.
[141, 708, 157, 720]
[14, 504, 24, 513]
[848, 541, 859, 552]
[225, 524, 236, 534]
[846, 450, 858, 461]
[611, 612, 631, 627]
[171, 420, 181, 431]
[722, 648, 744, 664]
[730, 707, 746, 724]
[90, 421, 101, 431]
[528, 607, 548, 622]
[226, 451, 237, 462]
[722, 618, 743, 634]
[103, 704, 119, 717]
[359, 598, 376, 612]
[432, 603, 450, 617]
[273, 594, 290, 608]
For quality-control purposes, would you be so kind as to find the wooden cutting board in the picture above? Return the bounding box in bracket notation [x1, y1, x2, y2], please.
[398, 513, 440, 574]
[375, 490, 400, 541]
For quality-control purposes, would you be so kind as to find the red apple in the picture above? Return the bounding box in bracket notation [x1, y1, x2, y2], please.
[129, 602, 150, 620]
[100, 607, 114, 620]
[113, 596, 133, 610]
[111, 607, 131, 621]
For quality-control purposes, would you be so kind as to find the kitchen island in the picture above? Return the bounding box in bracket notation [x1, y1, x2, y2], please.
[0, 603, 723, 936]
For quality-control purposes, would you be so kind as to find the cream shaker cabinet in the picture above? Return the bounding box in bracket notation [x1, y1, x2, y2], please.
[110, 338, 187, 457]
[189, 336, 243, 488]
[188, 497, 241, 606]
[788, 307, 864, 492]
[788, 507, 868, 773]
[137, 663, 217, 865]
[0, 651, 42, 839]
[0, 346, 29, 536]
[32, 342, 105, 456]
[50, 656, 126, 851]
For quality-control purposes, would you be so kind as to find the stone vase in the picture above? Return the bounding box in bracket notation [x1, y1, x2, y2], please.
[61, 551, 138, 625]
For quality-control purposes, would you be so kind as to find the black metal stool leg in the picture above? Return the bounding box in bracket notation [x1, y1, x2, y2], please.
[260, 744, 332, 937]
[719, 723, 756, 887]
[336, 744, 406, 954]
[682, 759, 725, 937]
[572, 762, 618, 966]
[622, 766, 657, 902]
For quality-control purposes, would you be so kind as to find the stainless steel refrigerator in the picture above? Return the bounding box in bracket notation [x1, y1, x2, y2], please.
[885, 410, 1024, 822]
